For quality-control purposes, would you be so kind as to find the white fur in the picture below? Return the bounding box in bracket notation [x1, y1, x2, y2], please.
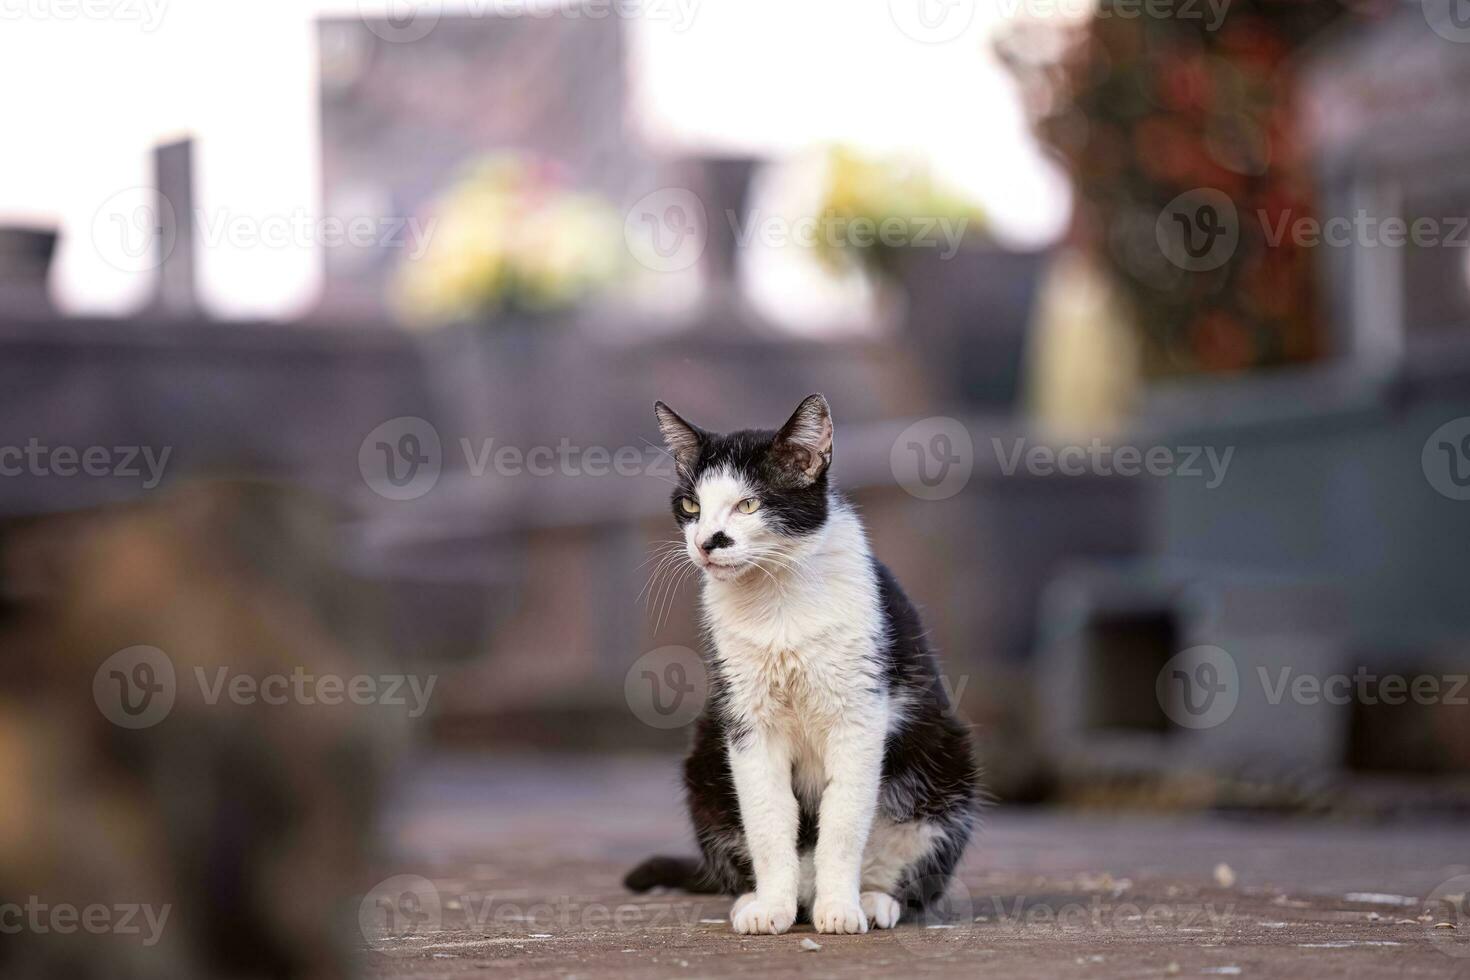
[697, 487, 902, 934]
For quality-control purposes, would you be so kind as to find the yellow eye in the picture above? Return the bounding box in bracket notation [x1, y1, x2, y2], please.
[679, 497, 700, 515]
[737, 498, 760, 514]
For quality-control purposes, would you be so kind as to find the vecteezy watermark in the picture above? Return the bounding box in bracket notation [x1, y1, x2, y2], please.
[894, 876, 973, 956]
[888, 0, 976, 44]
[194, 666, 437, 718]
[625, 645, 707, 728]
[461, 438, 673, 480]
[890, 417, 975, 501]
[0, 0, 168, 30]
[1157, 645, 1240, 729]
[1156, 645, 1470, 731]
[94, 646, 438, 729]
[995, 0, 1231, 30]
[1259, 210, 1470, 250]
[621, 192, 974, 274]
[358, 417, 679, 502]
[90, 187, 177, 276]
[891, 423, 1235, 501]
[973, 893, 1235, 937]
[1259, 666, 1469, 708]
[726, 210, 971, 262]
[359, 0, 699, 45]
[1159, 186, 1470, 272]
[192, 208, 436, 259]
[91, 191, 436, 274]
[360, 874, 442, 952]
[1427, 874, 1470, 958]
[93, 646, 177, 730]
[623, 187, 707, 274]
[993, 438, 1234, 488]
[0, 898, 172, 947]
[1157, 188, 1240, 272]
[0, 440, 171, 489]
[359, 417, 443, 501]
[1423, 0, 1470, 44]
[359, 874, 716, 952]
[1422, 417, 1470, 501]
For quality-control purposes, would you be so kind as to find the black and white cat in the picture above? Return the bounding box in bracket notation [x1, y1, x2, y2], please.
[626, 394, 980, 935]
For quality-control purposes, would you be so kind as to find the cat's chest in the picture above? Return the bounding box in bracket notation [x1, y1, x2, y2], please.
[715, 628, 877, 730]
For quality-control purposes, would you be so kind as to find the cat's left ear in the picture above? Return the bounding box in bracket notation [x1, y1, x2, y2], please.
[774, 393, 833, 482]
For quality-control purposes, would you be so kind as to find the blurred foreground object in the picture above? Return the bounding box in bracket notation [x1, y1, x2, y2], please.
[0, 482, 394, 979]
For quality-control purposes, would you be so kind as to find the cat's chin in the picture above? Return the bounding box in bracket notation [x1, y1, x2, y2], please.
[700, 560, 754, 583]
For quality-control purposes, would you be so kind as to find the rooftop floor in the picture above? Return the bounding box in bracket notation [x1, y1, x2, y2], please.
[362, 754, 1470, 979]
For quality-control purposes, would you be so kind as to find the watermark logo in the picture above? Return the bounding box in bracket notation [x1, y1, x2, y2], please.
[94, 647, 438, 728]
[0, 0, 169, 30]
[0, 440, 171, 488]
[1423, 417, 1470, 501]
[729, 210, 970, 260]
[191, 208, 437, 257]
[895, 876, 973, 956]
[0, 898, 171, 946]
[625, 645, 707, 728]
[624, 188, 707, 273]
[1260, 210, 1470, 249]
[93, 646, 176, 730]
[888, 0, 975, 43]
[360, 874, 442, 951]
[972, 891, 1236, 940]
[1424, 0, 1470, 43]
[891, 417, 974, 501]
[1427, 875, 1470, 958]
[996, 0, 1230, 29]
[992, 437, 1234, 488]
[1156, 645, 1239, 729]
[361, 0, 440, 42]
[91, 187, 177, 274]
[1157, 188, 1239, 271]
[359, 417, 442, 501]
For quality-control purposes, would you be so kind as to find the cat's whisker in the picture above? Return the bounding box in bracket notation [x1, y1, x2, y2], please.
[638, 548, 687, 607]
[656, 559, 697, 634]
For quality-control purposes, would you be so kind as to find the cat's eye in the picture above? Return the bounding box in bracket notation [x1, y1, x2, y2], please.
[737, 498, 761, 514]
[679, 497, 700, 515]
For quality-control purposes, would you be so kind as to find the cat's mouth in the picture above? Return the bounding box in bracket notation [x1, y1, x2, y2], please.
[698, 556, 751, 581]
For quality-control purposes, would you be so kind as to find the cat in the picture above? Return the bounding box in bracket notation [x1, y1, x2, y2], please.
[625, 394, 980, 935]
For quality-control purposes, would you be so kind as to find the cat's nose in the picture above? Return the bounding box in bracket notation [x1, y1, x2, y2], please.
[699, 531, 734, 555]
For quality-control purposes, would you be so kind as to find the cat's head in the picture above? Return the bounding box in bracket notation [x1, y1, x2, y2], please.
[653, 394, 833, 583]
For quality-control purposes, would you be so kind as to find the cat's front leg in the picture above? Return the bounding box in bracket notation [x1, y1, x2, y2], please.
[727, 731, 800, 935]
[812, 717, 885, 934]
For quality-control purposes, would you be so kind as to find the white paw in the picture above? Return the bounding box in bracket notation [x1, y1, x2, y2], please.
[860, 891, 902, 929]
[813, 895, 868, 934]
[730, 893, 796, 935]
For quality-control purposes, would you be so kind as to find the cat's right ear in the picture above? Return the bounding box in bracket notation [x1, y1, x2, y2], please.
[654, 401, 705, 475]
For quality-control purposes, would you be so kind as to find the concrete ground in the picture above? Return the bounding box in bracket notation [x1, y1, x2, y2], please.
[361, 755, 1470, 979]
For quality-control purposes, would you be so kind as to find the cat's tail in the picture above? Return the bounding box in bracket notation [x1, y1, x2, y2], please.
[623, 855, 721, 894]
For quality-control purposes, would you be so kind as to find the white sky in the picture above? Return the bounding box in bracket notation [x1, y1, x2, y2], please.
[0, 0, 1070, 320]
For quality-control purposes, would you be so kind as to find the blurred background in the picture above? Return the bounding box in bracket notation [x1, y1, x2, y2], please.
[4, 0, 1470, 975]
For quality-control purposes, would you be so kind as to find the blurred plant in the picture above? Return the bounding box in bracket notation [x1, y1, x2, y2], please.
[395, 155, 623, 326]
[997, 0, 1375, 376]
[813, 146, 987, 278]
